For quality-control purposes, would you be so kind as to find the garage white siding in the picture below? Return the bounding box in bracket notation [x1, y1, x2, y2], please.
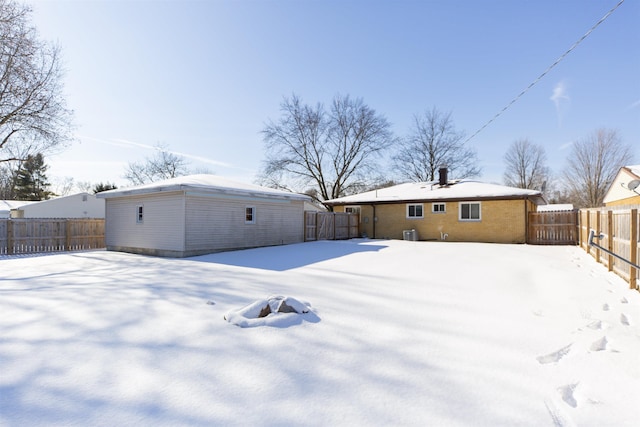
[98, 174, 311, 257]
[184, 193, 304, 253]
[104, 192, 186, 256]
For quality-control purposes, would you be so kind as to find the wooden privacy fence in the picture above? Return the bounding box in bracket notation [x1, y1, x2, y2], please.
[0, 219, 105, 255]
[305, 211, 359, 241]
[579, 207, 638, 290]
[527, 210, 579, 245]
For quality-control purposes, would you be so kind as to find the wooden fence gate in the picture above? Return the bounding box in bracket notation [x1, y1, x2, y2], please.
[304, 211, 359, 241]
[527, 210, 579, 245]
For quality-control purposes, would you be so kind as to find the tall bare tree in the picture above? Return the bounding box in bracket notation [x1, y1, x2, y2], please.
[392, 107, 480, 182]
[503, 138, 549, 190]
[260, 94, 393, 208]
[0, 0, 73, 164]
[124, 144, 190, 185]
[563, 128, 634, 208]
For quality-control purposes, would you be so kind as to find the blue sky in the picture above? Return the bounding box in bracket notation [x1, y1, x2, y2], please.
[30, 0, 639, 191]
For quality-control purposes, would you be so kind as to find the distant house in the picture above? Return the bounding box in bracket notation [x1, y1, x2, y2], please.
[0, 200, 35, 219]
[324, 169, 545, 243]
[603, 165, 640, 207]
[96, 174, 311, 257]
[9, 193, 104, 219]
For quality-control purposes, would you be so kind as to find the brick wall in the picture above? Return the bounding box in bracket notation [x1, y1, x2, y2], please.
[335, 199, 532, 243]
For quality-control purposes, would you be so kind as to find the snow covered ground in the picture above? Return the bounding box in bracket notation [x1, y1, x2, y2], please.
[1, 240, 639, 426]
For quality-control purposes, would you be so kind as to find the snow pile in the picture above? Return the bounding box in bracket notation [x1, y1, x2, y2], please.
[224, 295, 313, 327]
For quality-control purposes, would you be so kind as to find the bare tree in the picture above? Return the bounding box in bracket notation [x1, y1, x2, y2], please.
[260, 94, 393, 208]
[124, 144, 190, 185]
[503, 138, 549, 190]
[0, 0, 73, 164]
[0, 161, 18, 198]
[52, 176, 75, 196]
[392, 107, 480, 182]
[563, 129, 634, 208]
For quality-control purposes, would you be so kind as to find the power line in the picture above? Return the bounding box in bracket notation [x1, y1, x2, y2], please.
[464, 0, 626, 144]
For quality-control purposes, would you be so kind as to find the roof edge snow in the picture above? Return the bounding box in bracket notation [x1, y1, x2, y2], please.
[96, 174, 311, 202]
[324, 180, 545, 205]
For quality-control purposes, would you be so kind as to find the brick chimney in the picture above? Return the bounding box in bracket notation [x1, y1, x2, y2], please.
[438, 166, 448, 186]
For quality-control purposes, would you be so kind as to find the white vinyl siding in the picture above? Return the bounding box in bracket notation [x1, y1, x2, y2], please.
[104, 192, 186, 252]
[185, 195, 304, 253]
[16, 192, 105, 218]
[103, 190, 306, 257]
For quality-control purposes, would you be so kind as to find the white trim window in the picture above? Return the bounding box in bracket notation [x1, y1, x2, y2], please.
[345, 206, 361, 215]
[245, 206, 256, 224]
[459, 202, 481, 221]
[432, 203, 446, 213]
[136, 205, 144, 223]
[406, 203, 424, 219]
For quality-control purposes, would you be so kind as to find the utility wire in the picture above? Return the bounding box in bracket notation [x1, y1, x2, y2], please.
[464, 0, 626, 144]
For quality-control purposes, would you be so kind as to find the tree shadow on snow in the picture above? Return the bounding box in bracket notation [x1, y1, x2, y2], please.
[188, 239, 388, 271]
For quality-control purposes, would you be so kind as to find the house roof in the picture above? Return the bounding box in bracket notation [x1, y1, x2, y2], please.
[0, 200, 35, 211]
[11, 192, 95, 208]
[96, 174, 311, 202]
[325, 180, 545, 205]
[624, 165, 640, 178]
[603, 165, 640, 204]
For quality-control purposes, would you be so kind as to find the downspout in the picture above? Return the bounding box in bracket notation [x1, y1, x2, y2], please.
[524, 198, 529, 244]
[370, 204, 376, 239]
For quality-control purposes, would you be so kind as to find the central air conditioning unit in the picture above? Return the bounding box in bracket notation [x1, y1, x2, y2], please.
[403, 229, 418, 241]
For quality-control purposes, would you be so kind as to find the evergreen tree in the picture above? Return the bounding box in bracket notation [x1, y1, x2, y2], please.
[14, 153, 54, 200]
[93, 182, 117, 193]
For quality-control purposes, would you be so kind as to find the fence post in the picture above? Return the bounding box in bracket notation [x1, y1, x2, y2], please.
[607, 210, 614, 272]
[630, 209, 637, 290]
[586, 211, 591, 255]
[595, 210, 601, 263]
[7, 220, 13, 255]
[65, 220, 72, 251]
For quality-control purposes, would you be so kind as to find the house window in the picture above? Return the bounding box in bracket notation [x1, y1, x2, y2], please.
[136, 205, 144, 223]
[345, 206, 360, 215]
[459, 202, 481, 221]
[406, 203, 424, 219]
[432, 203, 446, 213]
[245, 206, 256, 224]
[345, 206, 361, 221]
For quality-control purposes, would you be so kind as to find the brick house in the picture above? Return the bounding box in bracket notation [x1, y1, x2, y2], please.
[324, 169, 545, 243]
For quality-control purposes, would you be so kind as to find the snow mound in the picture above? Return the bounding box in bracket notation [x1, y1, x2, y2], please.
[224, 295, 314, 328]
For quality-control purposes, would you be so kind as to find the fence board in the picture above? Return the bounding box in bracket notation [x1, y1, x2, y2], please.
[0, 219, 104, 255]
[317, 212, 335, 240]
[580, 207, 639, 291]
[527, 211, 578, 245]
[304, 211, 317, 241]
[304, 211, 359, 241]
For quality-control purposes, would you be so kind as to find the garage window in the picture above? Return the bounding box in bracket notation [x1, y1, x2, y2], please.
[245, 206, 256, 224]
[136, 205, 144, 223]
